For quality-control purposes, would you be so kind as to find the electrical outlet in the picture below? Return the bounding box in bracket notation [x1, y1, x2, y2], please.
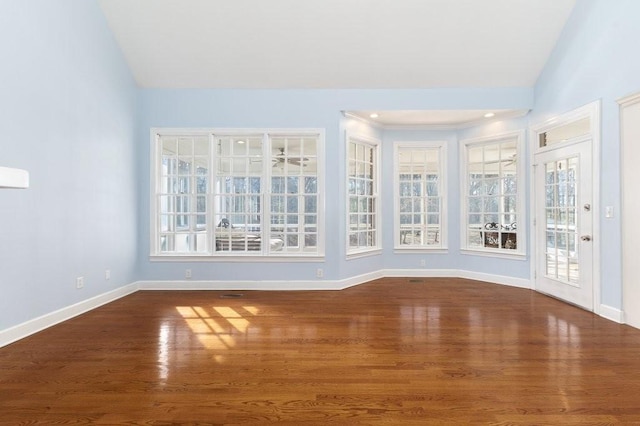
[185, 269, 192, 279]
[316, 268, 324, 278]
[76, 277, 84, 289]
[420, 259, 426, 267]
[105, 269, 111, 280]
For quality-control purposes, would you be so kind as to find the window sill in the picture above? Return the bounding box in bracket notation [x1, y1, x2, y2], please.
[346, 248, 383, 260]
[149, 254, 325, 263]
[460, 248, 527, 260]
[394, 246, 448, 254]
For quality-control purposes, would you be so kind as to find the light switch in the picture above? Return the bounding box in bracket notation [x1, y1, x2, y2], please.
[605, 206, 614, 218]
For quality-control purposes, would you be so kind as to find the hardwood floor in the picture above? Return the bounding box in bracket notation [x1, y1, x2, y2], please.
[2, 278, 640, 425]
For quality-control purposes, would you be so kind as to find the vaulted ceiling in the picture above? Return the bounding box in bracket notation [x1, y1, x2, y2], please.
[98, 0, 576, 126]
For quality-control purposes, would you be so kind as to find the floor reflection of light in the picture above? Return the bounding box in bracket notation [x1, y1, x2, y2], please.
[427, 306, 440, 342]
[242, 306, 259, 315]
[547, 312, 582, 410]
[175, 305, 257, 362]
[214, 307, 250, 333]
[158, 321, 170, 383]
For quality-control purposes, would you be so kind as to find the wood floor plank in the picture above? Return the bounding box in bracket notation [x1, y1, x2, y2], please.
[2, 278, 640, 424]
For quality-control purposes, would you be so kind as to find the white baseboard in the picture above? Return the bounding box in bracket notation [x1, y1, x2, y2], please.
[335, 270, 386, 289]
[0, 283, 138, 348]
[140, 273, 528, 292]
[0, 270, 549, 349]
[138, 270, 387, 292]
[383, 268, 458, 278]
[599, 304, 623, 323]
[458, 270, 532, 289]
[138, 279, 345, 291]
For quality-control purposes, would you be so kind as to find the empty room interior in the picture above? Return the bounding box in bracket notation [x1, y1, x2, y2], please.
[3, 0, 640, 423]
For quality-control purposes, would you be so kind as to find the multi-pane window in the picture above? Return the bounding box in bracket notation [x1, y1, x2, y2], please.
[347, 135, 380, 254]
[394, 142, 446, 249]
[158, 135, 210, 253]
[544, 157, 579, 283]
[153, 130, 323, 257]
[462, 132, 523, 253]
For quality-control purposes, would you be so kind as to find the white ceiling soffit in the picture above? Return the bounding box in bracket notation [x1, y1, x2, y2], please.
[98, 0, 576, 89]
[345, 109, 530, 129]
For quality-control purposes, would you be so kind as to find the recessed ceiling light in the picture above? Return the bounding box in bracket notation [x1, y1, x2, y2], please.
[369, 113, 379, 119]
[237, 140, 245, 144]
[484, 112, 495, 118]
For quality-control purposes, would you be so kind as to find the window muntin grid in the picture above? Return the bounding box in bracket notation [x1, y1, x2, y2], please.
[153, 131, 322, 257]
[464, 138, 519, 252]
[347, 138, 378, 252]
[396, 145, 443, 248]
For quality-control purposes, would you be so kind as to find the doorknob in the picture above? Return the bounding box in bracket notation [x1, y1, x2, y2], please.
[581, 235, 592, 241]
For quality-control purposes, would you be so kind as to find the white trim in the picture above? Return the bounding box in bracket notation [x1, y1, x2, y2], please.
[149, 255, 326, 263]
[599, 304, 623, 324]
[383, 268, 458, 278]
[345, 248, 383, 260]
[345, 132, 382, 257]
[393, 248, 449, 254]
[0, 166, 29, 189]
[457, 270, 532, 289]
[529, 100, 601, 314]
[393, 141, 448, 250]
[342, 110, 530, 131]
[617, 92, 640, 107]
[459, 129, 526, 256]
[5, 269, 626, 348]
[618, 92, 640, 330]
[530, 102, 599, 154]
[0, 283, 138, 348]
[336, 270, 386, 289]
[150, 127, 325, 259]
[138, 280, 342, 291]
[460, 248, 527, 260]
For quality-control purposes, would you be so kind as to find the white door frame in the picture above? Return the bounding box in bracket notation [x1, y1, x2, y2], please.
[529, 101, 601, 314]
[618, 92, 640, 328]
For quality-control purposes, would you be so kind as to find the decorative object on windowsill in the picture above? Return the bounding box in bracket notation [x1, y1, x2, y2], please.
[482, 222, 517, 249]
[0, 166, 29, 189]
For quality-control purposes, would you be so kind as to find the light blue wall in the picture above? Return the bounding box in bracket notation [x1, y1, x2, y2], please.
[531, 0, 640, 309]
[6, 0, 639, 334]
[138, 89, 533, 282]
[0, 0, 139, 329]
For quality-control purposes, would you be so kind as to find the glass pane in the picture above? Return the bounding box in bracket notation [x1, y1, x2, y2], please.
[304, 196, 317, 213]
[272, 177, 285, 193]
[469, 178, 483, 196]
[178, 138, 193, 156]
[304, 177, 317, 194]
[232, 158, 246, 174]
[286, 196, 298, 213]
[426, 182, 438, 196]
[286, 176, 298, 194]
[427, 197, 439, 212]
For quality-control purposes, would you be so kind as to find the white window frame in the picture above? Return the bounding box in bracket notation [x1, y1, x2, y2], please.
[460, 130, 526, 258]
[150, 128, 325, 261]
[393, 141, 447, 251]
[346, 133, 381, 258]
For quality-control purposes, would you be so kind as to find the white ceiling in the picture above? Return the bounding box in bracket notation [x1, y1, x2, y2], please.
[98, 0, 576, 90]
